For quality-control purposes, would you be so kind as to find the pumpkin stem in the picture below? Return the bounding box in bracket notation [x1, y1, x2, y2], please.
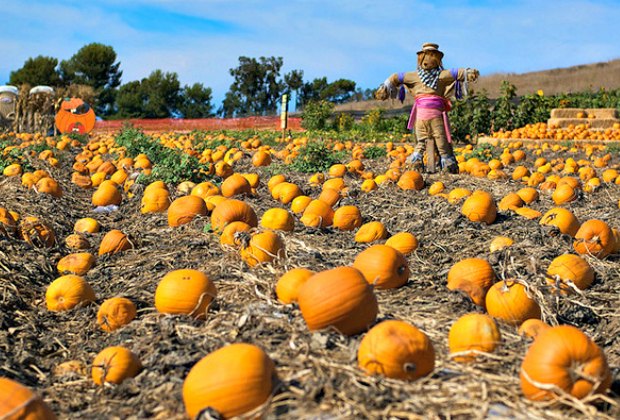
[403, 362, 417, 373]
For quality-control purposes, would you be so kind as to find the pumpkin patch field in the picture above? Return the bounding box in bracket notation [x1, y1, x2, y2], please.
[0, 128, 619, 419]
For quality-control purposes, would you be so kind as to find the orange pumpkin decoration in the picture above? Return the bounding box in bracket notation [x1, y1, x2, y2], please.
[448, 313, 501, 362]
[297, 266, 378, 336]
[92, 346, 141, 386]
[219, 221, 252, 248]
[518, 319, 550, 340]
[300, 199, 334, 228]
[546, 254, 594, 294]
[384, 232, 418, 255]
[352, 244, 410, 289]
[260, 208, 295, 232]
[19, 216, 56, 248]
[0, 377, 56, 419]
[447, 258, 496, 307]
[155, 269, 217, 319]
[539, 207, 580, 237]
[355, 221, 387, 243]
[239, 230, 285, 267]
[357, 320, 435, 380]
[97, 297, 137, 332]
[46, 275, 96, 311]
[275, 268, 315, 304]
[461, 190, 496, 224]
[168, 195, 208, 227]
[56, 97, 96, 134]
[57, 252, 96, 275]
[221, 173, 252, 198]
[211, 199, 258, 233]
[98, 229, 132, 256]
[332, 205, 362, 231]
[520, 325, 611, 401]
[485, 280, 541, 326]
[573, 219, 615, 258]
[183, 343, 276, 419]
[92, 182, 122, 207]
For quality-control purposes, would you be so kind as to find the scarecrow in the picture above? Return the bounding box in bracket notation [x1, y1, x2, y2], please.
[375, 43, 479, 173]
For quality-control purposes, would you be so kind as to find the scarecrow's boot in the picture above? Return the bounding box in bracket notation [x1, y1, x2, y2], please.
[407, 152, 424, 172]
[441, 155, 459, 174]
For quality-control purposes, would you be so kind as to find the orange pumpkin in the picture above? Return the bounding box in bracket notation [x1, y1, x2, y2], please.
[447, 258, 496, 307]
[485, 280, 541, 326]
[498, 193, 524, 211]
[98, 229, 132, 256]
[35, 177, 63, 198]
[297, 266, 378, 336]
[552, 183, 579, 205]
[271, 182, 302, 204]
[221, 173, 252, 197]
[56, 252, 96, 275]
[520, 325, 611, 401]
[260, 208, 295, 232]
[219, 221, 252, 248]
[516, 187, 539, 204]
[0, 377, 56, 419]
[318, 187, 342, 207]
[239, 230, 285, 267]
[384, 232, 418, 255]
[74, 217, 100, 234]
[518, 319, 550, 340]
[183, 343, 276, 419]
[97, 297, 137, 332]
[448, 313, 501, 362]
[0, 207, 17, 237]
[252, 150, 272, 167]
[354, 221, 387, 243]
[489, 236, 514, 252]
[539, 207, 580, 237]
[92, 346, 141, 386]
[290, 195, 312, 214]
[352, 244, 410, 289]
[332, 205, 362, 231]
[190, 181, 219, 199]
[573, 219, 615, 258]
[396, 170, 424, 191]
[357, 320, 435, 380]
[168, 195, 208, 227]
[64, 233, 91, 250]
[155, 269, 217, 319]
[92, 182, 122, 207]
[46, 275, 96, 311]
[141, 186, 171, 214]
[211, 199, 258, 233]
[546, 254, 594, 294]
[275, 268, 315, 304]
[461, 190, 496, 224]
[300, 199, 334, 228]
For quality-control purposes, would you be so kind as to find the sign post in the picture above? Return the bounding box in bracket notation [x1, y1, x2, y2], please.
[280, 94, 289, 141]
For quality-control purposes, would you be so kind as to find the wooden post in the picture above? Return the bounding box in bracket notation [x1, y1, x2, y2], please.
[280, 94, 289, 141]
[425, 138, 437, 173]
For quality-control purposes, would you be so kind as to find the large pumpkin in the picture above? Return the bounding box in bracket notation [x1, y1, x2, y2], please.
[448, 313, 501, 362]
[520, 325, 611, 401]
[546, 254, 594, 295]
[447, 258, 496, 307]
[46, 275, 96, 311]
[211, 199, 258, 233]
[352, 244, 410, 289]
[0, 377, 56, 419]
[168, 195, 208, 227]
[297, 266, 378, 336]
[573, 219, 615, 258]
[485, 280, 541, 326]
[155, 269, 217, 319]
[461, 190, 496, 224]
[357, 320, 435, 381]
[183, 343, 276, 419]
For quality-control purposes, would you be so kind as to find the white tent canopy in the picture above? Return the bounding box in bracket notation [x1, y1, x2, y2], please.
[0, 85, 18, 95]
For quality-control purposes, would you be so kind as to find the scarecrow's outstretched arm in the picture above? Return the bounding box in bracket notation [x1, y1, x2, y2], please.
[375, 72, 414, 101]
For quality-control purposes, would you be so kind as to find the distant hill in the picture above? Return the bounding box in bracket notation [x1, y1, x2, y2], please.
[334, 59, 620, 115]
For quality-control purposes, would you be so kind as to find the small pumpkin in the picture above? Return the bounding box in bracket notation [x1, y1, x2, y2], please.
[447, 188, 472, 204]
[57, 252, 96, 275]
[92, 181, 122, 207]
[271, 182, 303, 204]
[211, 199, 258, 233]
[485, 280, 541, 326]
[448, 313, 501, 362]
[275, 268, 315, 304]
[332, 205, 362, 231]
[65, 233, 91, 250]
[498, 193, 524, 211]
[357, 320, 435, 380]
[168, 195, 208, 227]
[290, 195, 312, 214]
[461, 190, 496, 224]
[384, 232, 418, 255]
[92, 346, 142, 386]
[141, 185, 171, 214]
[354, 221, 388, 243]
[539, 207, 580, 237]
[546, 254, 594, 294]
[489, 236, 514, 252]
[74, 217, 100, 233]
[35, 177, 63, 198]
[183, 343, 276, 419]
[219, 221, 252, 248]
[190, 181, 220, 199]
[518, 319, 550, 340]
[239, 230, 285, 267]
[297, 266, 378, 336]
[252, 150, 272, 167]
[552, 183, 579, 205]
[0, 207, 17, 237]
[516, 187, 539, 204]
[396, 170, 425, 191]
[98, 229, 132, 256]
[573, 219, 615, 258]
[352, 244, 410, 289]
[155, 269, 217, 319]
[447, 258, 496, 307]
[97, 297, 137, 332]
[520, 325, 612, 401]
[46, 275, 96, 311]
[0, 377, 56, 419]
[260, 208, 295, 232]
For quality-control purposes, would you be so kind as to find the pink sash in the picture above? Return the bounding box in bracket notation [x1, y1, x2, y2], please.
[407, 95, 453, 143]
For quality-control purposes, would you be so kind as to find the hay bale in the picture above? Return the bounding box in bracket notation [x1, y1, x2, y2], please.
[585, 108, 618, 119]
[550, 108, 586, 119]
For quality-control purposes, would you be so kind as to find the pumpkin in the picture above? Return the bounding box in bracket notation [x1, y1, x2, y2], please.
[513, 207, 542, 220]
[177, 180, 196, 195]
[19, 216, 56, 248]
[168, 195, 208, 227]
[0, 377, 56, 419]
[447, 258, 495, 307]
[155, 269, 217, 319]
[2, 163, 22, 177]
[546, 254, 594, 294]
[357, 320, 435, 380]
[428, 181, 445, 196]
[141, 186, 171, 214]
[97, 297, 137, 332]
[0, 207, 17, 237]
[241, 173, 260, 189]
[328, 163, 347, 178]
[219, 221, 252, 248]
[384, 232, 418, 255]
[91, 182, 122, 207]
[211, 199, 258, 233]
[275, 268, 315, 304]
[57, 252, 96, 275]
[239, 230, 285, 267]
[520, 325, 611, 401]
[74, 217, 100, 233]
[352, 245, 410, 289]
[448, 313, 501, 362]
[461, 190, 496, 224]
[98, 229, 132, 256]
[518, 319, 550, 340]
[92, 346, 141, 386]
[290, 195, 312, 214]
[271, 182, 302, 204]
[323, 177, 346, 192]
[252, 150, 272, 167]
[512, 165, 530, 181]
[573, 219, 615, 258]
[396, 170, 424, 191]
[498, 193, 524, 211]
[191, 181, 220, 199]
[318, 187, 342, 207]
[516, 187, 539, 204]
[297, 266, 378, 336]
[267, 174, 286, 192]
[183, 343, 276, 419]
[539, 207, 580, 237]
[552, 183, 579, 205]
[489, 236, 514, 252]
[221, 173, 252, 197]
[485, 280, 541, 326]
[35, 177, 63, 198]
[355, 221, 388, 243]
[332, 205, 362, 231]
[65, 233, 91, 250]
[46, 275, 96, 311]
[360, 179, 377, 193]
[260, 208, 295, 232]
[300, 199, 334, 228]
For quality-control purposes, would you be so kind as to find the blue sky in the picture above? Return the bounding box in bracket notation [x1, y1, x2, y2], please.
[2, 0, 619, 109]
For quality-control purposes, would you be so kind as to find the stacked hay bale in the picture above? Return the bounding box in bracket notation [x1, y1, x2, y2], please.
[0, 86, 18, 131]
[548, 108, 619, 130]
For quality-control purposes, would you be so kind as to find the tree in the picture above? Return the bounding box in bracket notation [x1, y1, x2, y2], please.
[115, 81, 144, 118]
[60, 43, 122, 116]
[115, 70, 181, 118]
[220, 56, 303, 117]
[178, 83, 214, 118]
[9, 56, 61, 87]
[297, 77, 357, 108]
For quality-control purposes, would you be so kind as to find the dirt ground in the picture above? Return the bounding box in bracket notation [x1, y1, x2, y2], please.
[0, 138, 619, 419]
